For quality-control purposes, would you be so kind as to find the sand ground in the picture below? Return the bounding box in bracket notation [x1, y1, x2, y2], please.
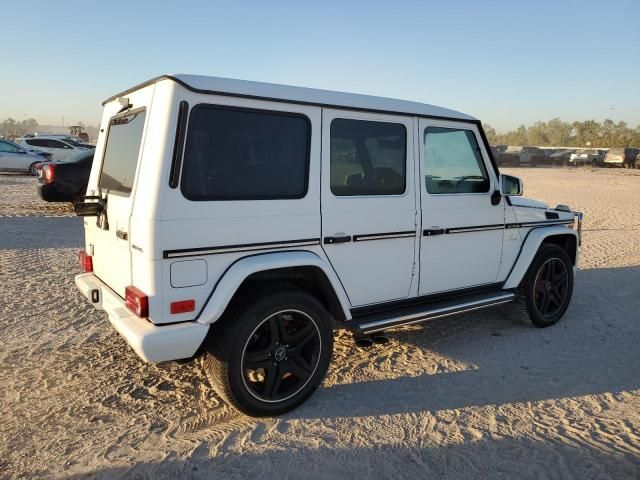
[1, 168, 639, 479]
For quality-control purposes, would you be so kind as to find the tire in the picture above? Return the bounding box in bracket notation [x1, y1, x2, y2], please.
[201, 285, 333, 416]
[591, 159, 597, 167]
[518, 244, 574, 328]
[29, 163, 38, 176]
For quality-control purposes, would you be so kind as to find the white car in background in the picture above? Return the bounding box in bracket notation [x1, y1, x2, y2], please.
[0, 139, 50, 175]
[17, 136, 90, 161]
[569, 149, 606, 167]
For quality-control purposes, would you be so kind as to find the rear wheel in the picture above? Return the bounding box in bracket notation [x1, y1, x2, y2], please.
[201, 286, 333, 416]
[29, 162, 38, 176]
[591, 159, 598, 167]
[519, 244, 574, 327]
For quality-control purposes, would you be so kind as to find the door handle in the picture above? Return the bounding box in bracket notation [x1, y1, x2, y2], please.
[324, 235, 352, 244]
[116, 229, 128, 240]
[423, 227, 445, 236]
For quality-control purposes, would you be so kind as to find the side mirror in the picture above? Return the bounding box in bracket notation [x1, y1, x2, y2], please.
[500, 174, 523, 196]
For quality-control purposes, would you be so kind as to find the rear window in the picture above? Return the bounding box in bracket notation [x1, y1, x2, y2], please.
[608, 148, 624, 155]
[99, 109, 146, 196]
[180, 105, 310, 201]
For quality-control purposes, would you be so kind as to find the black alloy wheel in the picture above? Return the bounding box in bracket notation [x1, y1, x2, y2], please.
[532, 258, 569, 318]
[241, 309, 321, 403]
[201, 286, 333, 416]
[519, 243, 574, 327]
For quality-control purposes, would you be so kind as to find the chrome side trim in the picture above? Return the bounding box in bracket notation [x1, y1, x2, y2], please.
[359, 291, 515, 334]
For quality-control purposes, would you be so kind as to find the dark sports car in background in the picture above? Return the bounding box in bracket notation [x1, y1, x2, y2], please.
[38, 149, 94, 202]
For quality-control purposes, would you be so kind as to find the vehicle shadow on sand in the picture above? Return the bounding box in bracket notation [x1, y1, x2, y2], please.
[65, 433, 639, 479]
[291, 265, 640, 420]
[0, 216, 83, 249]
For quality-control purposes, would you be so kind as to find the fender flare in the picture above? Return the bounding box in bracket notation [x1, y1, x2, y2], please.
[196, 250, 352, 325]
[503, 226, 579, 289]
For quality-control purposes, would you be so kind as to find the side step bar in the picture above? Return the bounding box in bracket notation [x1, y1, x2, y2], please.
[354, 291, 516, 335]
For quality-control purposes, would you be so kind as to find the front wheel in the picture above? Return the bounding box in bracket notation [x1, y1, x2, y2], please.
[519, 244, 574, 327]
[201, 286, 333, 416]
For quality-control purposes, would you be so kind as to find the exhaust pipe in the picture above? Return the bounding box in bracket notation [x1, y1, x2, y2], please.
[354, 334, 389, 348]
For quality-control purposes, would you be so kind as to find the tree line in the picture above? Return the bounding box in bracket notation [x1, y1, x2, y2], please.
[0, 118, 39, 139]
[483, 118, 640, 148]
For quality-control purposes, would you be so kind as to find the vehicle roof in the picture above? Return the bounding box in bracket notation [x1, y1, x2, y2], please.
[103, 74, 477, 122]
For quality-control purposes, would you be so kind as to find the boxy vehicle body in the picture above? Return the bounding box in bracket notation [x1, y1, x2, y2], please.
[75, 75, 582, 415]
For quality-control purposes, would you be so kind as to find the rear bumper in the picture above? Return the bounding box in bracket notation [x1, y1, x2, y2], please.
[75, 273, 209, 362]
[38, 183, 73, 202]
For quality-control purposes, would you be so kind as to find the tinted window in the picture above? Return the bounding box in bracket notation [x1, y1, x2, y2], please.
[423, 127, 490, 194]
[330, 119, 406, 196]
[99, 110, 146, 196]
[181, 105, 310, 200]
[26, 139, 46, 147]
[47, 139, 71, 149]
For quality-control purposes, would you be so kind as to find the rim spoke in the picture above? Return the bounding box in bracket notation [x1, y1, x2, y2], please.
[263, 364, 282, 399]
[244, 347, 272, 370]
[539, 291, 551, 314]
[269, 317, 282, 345]
[285, 352, 312, 380]
[551, 270, 567, 287]
[289, 324, 316, 351]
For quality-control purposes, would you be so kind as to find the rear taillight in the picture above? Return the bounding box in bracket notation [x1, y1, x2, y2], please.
[78, 249, 93, 272]
[125, 286, 149, 318]
[44, 164, 55, 184]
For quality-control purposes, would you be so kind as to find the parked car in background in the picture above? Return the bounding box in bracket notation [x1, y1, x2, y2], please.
[17, 136, 90, 161]
[548, 149, 575, 166]
[0, 139, 51, 175]
[41, 134, 94, 149]
[0, 138, 52, 161]
[38, 149, 94, 202]
[604, 147, 640, 168]
[569, 149, 607, 167]
[497, 146, 545, 167]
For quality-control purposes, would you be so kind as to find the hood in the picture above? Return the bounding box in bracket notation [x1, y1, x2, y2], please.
[509, 196, 549, 209]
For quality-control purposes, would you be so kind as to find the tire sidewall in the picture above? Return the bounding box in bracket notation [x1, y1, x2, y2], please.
[222, 290, 333, 416]
[524, 244, 574, 327]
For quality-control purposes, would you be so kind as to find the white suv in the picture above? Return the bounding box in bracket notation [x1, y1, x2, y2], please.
[74, 75, 583, 416]
[17, 135, 89, 161]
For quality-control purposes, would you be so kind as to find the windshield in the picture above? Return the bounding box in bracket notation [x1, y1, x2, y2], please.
[98, 110, 146, 196]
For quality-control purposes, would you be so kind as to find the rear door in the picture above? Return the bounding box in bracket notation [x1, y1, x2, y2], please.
[321, 110, 417, 307]
[86, 90, 151, 297]
[418, 119, 504, 294]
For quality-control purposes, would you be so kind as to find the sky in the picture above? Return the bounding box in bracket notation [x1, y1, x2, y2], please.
[3, 0, 639, 131]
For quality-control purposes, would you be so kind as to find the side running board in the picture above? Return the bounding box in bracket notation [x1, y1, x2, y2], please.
[354, 291, 515, 334]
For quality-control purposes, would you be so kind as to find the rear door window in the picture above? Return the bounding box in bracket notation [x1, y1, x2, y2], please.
[180, 105, 310, 200]
[329, 118, 406, 196]
[99, 109, 146, 196]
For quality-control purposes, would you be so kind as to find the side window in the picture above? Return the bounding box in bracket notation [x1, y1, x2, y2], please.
[423, 127, 490, 194]
[181, 105, 310, 201]
[330, 118, 406, 196]
[26, 139, 46, 147]
[0, 141, 20, 153]
[48, 140, 70, 149]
